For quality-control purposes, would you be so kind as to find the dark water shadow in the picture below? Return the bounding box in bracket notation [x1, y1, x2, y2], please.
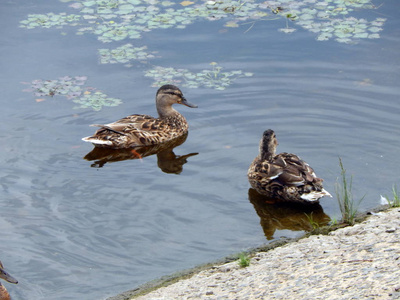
[248, 188, 331, 240]
[83, 133, 198, 174]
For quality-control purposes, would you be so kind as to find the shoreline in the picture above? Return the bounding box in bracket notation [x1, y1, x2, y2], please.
[108, 205, 400, 300]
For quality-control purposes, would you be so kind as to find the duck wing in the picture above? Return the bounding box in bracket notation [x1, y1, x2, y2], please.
[274, 153, 319, 186]
[83, 114, 177, 148]
[259, 160, 284, 180]
[93, 115, 166, 134]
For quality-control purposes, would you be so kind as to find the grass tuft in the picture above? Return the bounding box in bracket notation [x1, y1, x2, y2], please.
[304, 212, 320, 230]
[335, 157, 364, 225]
[238, 253, 250, 268]
[329, 217, 338, 226]
[385, 184, 400, 207]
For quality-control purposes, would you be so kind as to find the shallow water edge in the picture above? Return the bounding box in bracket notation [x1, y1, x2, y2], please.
[107, 203, 395, 300]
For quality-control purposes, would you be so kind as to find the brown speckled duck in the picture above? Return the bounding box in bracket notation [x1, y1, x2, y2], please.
[248, 129, 331, 204]
[0, 260, 18, 300]
[82, 85, 197, 149]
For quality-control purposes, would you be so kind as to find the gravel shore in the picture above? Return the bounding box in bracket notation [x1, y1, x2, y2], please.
[112, 207, 400, 300]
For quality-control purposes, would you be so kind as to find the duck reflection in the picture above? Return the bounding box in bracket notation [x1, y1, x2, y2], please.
[83, 133, 198, 174]
[248, 188, 330, 240]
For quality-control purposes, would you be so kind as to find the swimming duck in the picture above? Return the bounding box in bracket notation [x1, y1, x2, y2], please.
[82, 84, 197, 149]
[0, 260, 18, 300]
[247, 129, 332, 204]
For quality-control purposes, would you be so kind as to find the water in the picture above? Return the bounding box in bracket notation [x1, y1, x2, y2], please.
[0, 1, 399, 299]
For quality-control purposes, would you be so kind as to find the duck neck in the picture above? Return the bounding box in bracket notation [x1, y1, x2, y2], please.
[259, 143, 275, 161]
[158, 106, 179, 118]
[156, 98, 180, 119]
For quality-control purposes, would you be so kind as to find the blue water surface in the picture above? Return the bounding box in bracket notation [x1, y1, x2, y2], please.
[0, 1, 399, 299]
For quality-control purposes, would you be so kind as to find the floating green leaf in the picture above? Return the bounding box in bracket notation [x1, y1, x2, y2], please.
[19, 12, 81, 29]
[264, 0, 386, 43]
[145, 63, 253, 90]
[98, 43, 156, 66]
[19, 0, 386, 44]
[73, 91, 122, 111]
[21, 76, 122, 111]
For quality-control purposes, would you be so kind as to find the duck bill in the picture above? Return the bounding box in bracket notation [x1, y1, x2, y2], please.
[181, 97, 198, 108]
[0, 269, 18, 284]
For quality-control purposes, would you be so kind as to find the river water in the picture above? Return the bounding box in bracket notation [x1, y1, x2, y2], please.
[0, 0, 399, 299]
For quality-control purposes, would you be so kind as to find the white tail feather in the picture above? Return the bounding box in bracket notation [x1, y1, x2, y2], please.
[82, 137, 112, 145]
[300, 189, 332, 202]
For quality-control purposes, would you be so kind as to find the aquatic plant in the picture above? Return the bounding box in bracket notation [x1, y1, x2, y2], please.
[304, 212, 320, 230]
[238, 252, 251, 268]
[18, 0, 387, 100]
[335, 157, 365, 225]
[22, 76, 122, 111]
[261, 0, 385, 43]
[19, 0, 385, 45]
[329, 217, 338, 226]
[72, 90, 122, 111]
[383, 184, 400, 208]
[19, 12, 81, 29]
[98, 43, 156, 66]
[389, 184, 400, 207]
[145, 62, 253, 90]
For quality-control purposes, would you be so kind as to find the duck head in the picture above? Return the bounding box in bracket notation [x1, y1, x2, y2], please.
[156, 85, 197, 117]
[259, 129, 278, 161]
[0, 260, 18, 300]
[0, 261, 18, 285]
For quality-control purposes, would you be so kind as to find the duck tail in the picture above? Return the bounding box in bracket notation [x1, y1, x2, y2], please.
[81, 136, 113, 146]
[300, 189, 332, 202]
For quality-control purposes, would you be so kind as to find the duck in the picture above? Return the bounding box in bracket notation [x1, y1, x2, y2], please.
[82, 84, 197, 149]
[0, 260, 18, 300]
[247, 129, 332, 204]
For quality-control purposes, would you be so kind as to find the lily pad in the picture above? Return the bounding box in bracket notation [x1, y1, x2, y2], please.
[22, 76, 122, 111]
[145, 63, 253, 90]
[98, 43, 156, 66]
[19, 13, 81, 29]
[73, 91, 122, 111]
[20, 0, 386, 45]
[263, 0, 386, 43]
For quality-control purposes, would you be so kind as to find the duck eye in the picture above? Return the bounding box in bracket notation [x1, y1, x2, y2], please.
[167, 92, 181, 97]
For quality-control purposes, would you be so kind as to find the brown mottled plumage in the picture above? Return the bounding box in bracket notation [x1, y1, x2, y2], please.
[248, 129, 331, 204]
[82, 85, 197, 149]
[0, 261, 18, 300]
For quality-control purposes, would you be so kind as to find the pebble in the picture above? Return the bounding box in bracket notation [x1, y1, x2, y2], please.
[131, 208, 400, 300]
